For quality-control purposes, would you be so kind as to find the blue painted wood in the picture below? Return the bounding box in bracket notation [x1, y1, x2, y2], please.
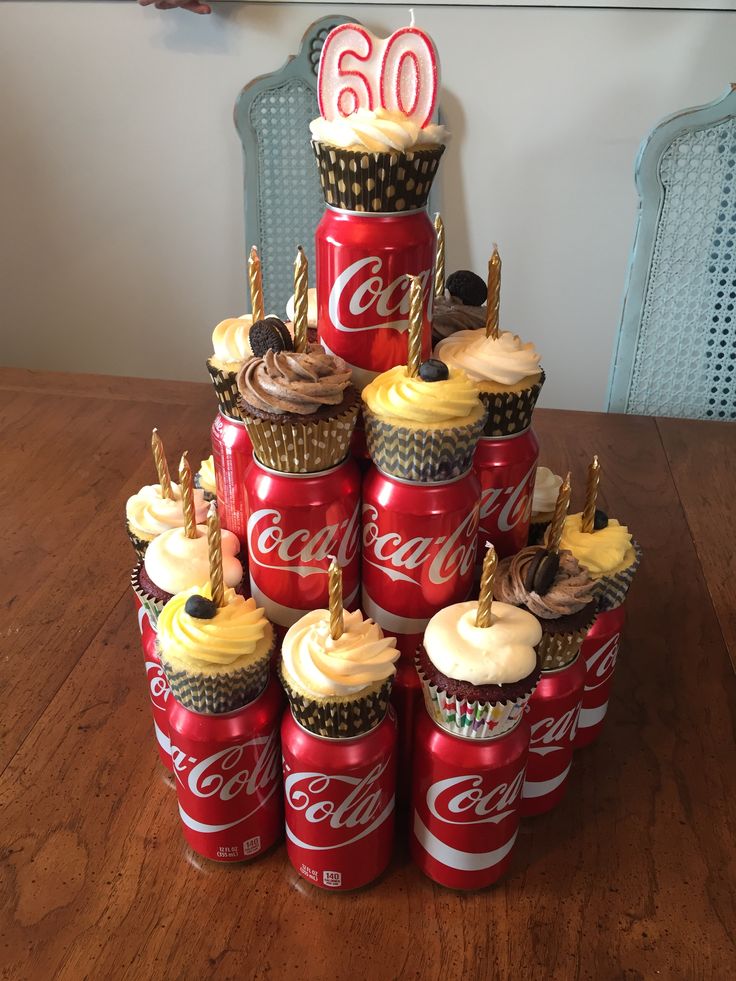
[607, 85, 736, 421]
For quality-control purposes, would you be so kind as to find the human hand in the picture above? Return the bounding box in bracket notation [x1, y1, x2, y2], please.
[138, 0, 212, 13]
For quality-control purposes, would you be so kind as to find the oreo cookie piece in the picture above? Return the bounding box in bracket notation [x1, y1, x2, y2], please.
[593, 508, 609, 531]
[446, 270, 487, 307]
[249, 317, 294, 357]
[523, 549, 560, 595]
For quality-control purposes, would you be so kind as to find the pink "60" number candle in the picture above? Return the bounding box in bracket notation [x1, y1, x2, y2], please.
[318, 23, 439, 127]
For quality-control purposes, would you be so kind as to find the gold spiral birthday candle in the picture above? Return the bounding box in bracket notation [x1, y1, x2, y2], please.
[485, 245, 501, 340]
[178, 452, 197, 539]
[293, 246, 309, 353]
[547, 472, 572, 552]
[580, 455, 601, 534]
[151, 428, 173, 500]
[433, 213, 445, 298]
[248, 245, 265, 323]
[475, 544, 498, 629]
[207, 502, 225, 608]
[328, 557, 344, 641]
[407, 275, 424, 378]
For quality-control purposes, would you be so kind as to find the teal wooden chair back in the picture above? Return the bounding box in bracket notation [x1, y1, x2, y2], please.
[607, 85, 736, 421]
[234, 15, 354, 317]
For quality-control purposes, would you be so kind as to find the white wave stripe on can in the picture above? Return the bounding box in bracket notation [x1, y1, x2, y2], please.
[177, 779, 280, 834]
[361, 588, 430, 636]
[522, 761, 571, 799]
[577, 701, 608, 730]
[153, 721, 171, 755]
[412, 811, 518, 872]
[250, 577, 359, 628]
[285, 796, 395, 851]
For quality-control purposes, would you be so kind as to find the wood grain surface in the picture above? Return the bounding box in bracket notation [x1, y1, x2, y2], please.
[1, 369, 735, 981]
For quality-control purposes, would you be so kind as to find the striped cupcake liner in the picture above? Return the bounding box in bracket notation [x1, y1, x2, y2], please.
[480, 369, 546, 437]
[311, 141, 445, 213]
[537, 620, 594, 671]
[126, 520, 153, 561]
[163, 650, 272, 714]
[362, 407, 487, 483]
[130, 562, 168, 630]
[206, 359, 243, 421]
[279, 663, 393, 739]
[415, 653, 537, 739]
[595, 540, 642, 612]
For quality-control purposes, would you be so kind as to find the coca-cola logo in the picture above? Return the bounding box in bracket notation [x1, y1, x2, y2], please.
[171, 733, 281, 814]
[528, 705, 580, 755]
[247, 503, 359, 578]
[145, 660, 170, 711]
[284, 762, 393, 849]
[329, 256, 432, 334]
[479, 463, 536, 534]
[584, 634, 620, 693]
[426, 770, 524, 826]
[362, 504, 478, 587]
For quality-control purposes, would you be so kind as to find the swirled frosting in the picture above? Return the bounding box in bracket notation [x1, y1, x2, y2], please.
[237, 348, 352, 416]
[286, 287, 318, 329]
[281, 609, 399, 698]
[158, 583, 273, 673]
[436, 329, 542, 386]
[424, 601, 541, 685]
[556, 514, 636, 579]
[432, 294, 487, 341]
[494, 546, 596, 618]
[362, 364, 483, 424]
[211, 316, 254, 364]
[197, 455, 216, 496]
[126, 482, 208, 539]
[310, 108, 448, 153]
[532, 467, 563, 517]
[143, 525, 242, 595]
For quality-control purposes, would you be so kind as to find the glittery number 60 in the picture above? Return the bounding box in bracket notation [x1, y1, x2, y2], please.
[318, 25, 438, 128]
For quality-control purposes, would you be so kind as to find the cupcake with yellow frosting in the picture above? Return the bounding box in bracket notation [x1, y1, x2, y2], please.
[279, 609, 399, 738]
[158, 583, 274, 713]
[435, 329, 544, 437]
[125, 481, 208, 559]
[553, 511, 641, 612]
[362, 358, 486, 482]
[416, 599, 542, 738]
[195, 455, 217, 502]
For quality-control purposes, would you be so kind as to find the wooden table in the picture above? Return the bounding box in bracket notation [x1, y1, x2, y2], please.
[2, 367, 735, 981]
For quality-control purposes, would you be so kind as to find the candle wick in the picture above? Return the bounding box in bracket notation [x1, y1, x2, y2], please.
[409, 7, 415, 28]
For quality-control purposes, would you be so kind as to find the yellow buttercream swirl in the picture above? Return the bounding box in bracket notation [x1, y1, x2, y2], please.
[197, 455, 217, 496]
[362, 364, 483, 424]
[281, 609, 399, 699]
[157, 583, 272, 673]
[555, 513, 635, 579]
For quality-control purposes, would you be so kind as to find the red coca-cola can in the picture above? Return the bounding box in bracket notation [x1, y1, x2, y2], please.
[211, 411, 253, 553]
[361, 466, 480, 659]
[411, 710, 530, 890]
[245, 456, 361, 633]
[521, 653, 586, 816]
[316, 207, 434, 389]
[131, 587, 150, 634]
[140, 616, 173, 771]
[168, 677, 283, 863]
[473, 428, 539, 560]
[281, 708, 397, 890]
[575, 604, 626, 749]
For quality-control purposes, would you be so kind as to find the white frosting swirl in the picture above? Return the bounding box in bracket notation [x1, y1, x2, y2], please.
[126, 482, 208, 538]
[286, 287, 318, 329]
[532, 467, 563, 516]
[211, 316, 254, 363]
[424, 601, 541, 685]
[281, 609, 399, 698]
[436, 329, 542, 386]
[310, 108, 448, 153]
[143, 525, 242, 595]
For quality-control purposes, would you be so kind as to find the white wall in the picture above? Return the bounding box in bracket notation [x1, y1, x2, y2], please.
[2, 2, 735, 410]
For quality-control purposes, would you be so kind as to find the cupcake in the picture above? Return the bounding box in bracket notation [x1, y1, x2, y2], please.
[310, 107, 448, 213]
[528, 467, 563, 545]
[435, 329, 544, 437]
[432, 270, 488, 345]
[554, 511, 641, 612]
[158, 583, 274, 713]
[494, 545, 597, 669]
[415, 599, 542, 738]
[131, 524, 243, 628]
[195, 455, 217, 502]
[286, 287, 318, 346]
[206, 315, 294, 420]
[279, 608, 399, 738]
[125, 481, 208, 559]
[361, 358, 486, 482]
[236, 346, 360, 474]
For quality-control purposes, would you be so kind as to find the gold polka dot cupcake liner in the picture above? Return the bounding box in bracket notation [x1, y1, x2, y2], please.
[278, 662, 393, 738]
[311, 141, 445, 213]
[480, 370, 546, 437]
[206, 359, 243, 421]
[537, 622, 594, 671]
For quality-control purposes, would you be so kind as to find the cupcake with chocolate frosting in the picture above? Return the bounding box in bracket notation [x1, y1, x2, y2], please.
[494, 546, 597, 669]
[279, 609, 399, 738]
[237, 345, 359, 473]
[432, 270, 488, 345]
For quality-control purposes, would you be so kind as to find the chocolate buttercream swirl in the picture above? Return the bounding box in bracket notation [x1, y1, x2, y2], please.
[432, 294, 487, 341]
[493, 546, 596, 619]
[237, 346, 352, 416]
